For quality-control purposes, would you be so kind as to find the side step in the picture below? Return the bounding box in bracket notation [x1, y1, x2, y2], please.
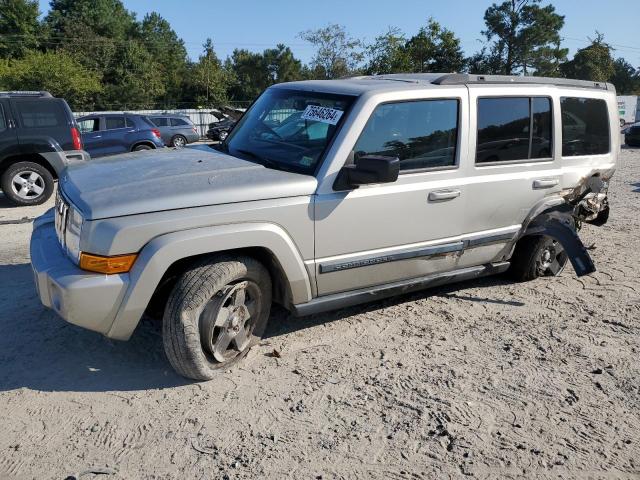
[292, 262, 510, 317]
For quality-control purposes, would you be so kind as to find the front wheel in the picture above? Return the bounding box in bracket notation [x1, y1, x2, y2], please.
[508, 235, 569, 282]
[1, 161, 54, 206]
[163, 256, 272, 380]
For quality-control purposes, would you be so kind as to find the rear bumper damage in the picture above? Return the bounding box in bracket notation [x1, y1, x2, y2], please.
[520, 173, 612, 277]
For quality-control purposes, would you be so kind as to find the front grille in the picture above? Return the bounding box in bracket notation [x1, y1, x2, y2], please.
[54, 190, 69, 250]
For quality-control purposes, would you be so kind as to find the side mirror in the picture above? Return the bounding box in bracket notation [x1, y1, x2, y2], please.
[334, 155, 400, 190]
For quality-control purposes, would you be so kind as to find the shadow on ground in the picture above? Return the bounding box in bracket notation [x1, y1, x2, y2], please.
[0, 262, 520, 393]
[0, 263, 189, 393]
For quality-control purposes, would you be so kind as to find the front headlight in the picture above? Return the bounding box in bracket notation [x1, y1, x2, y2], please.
[64, 207, 83, 264]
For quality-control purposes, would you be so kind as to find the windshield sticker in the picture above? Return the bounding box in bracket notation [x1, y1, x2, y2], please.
[301, 105, 344, 125]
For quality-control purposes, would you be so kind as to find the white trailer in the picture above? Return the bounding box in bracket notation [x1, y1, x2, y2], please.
[617, 96, 638, 126]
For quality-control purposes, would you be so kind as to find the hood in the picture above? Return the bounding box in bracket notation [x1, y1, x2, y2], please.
[60, 147, 317, 220]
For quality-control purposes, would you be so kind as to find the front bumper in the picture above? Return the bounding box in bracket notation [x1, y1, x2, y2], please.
[30, 213, 129, 336]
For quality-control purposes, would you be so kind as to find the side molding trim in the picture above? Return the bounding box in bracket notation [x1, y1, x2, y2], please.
[294, 262, 510, 316]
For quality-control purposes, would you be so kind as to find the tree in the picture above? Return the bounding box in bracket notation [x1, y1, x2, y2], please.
[298, 24, 363, 79]
[0, 50, 102, 109]
[101, 40, 166, 109]
[404, 19, 466, 73]
[226, 44, 303, 101]
[186, 39, 231, 107]
[226, 49, 265, 101]
[481, 0, 565, 75]
[138, 12, 188, 107]
[560, 33, 615, 82]
[466, 47, 504, 74]
[364, 27, 409, 75]
[0, 0, 40, 58]
[530, 40, 568, 77]
[610, 58, 640, 94]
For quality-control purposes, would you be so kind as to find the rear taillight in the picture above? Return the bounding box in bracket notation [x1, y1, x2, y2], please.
[71, 127, 82, 150]
[151, 128, 161, 139]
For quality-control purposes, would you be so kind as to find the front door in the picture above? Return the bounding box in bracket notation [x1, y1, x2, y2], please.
[314, 94, 469, 296]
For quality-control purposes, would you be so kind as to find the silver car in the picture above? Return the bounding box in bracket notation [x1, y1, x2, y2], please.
[31, 74, 617, 380]
[147, 114, 200, 147]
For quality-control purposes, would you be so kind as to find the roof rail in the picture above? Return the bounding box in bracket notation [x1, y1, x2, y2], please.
[432, 74, 610, 90]
[0, 90, 53, 98]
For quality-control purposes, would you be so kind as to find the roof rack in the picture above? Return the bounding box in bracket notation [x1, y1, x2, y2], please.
[432, 74, 610, 90]
[0, 91, 53, 98]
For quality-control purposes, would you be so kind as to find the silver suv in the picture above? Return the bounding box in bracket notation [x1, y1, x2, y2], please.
[30, 74, 616, 380]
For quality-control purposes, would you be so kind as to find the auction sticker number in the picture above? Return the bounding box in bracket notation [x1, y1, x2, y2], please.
[301, 105, 344, 125]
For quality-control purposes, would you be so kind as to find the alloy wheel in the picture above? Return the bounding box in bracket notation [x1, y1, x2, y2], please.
[11, 171, 45, 200]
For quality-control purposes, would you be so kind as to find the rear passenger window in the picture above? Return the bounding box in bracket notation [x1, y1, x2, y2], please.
[170, 117, 189, 126]
[561, 97, 609, 156]
[151, 117, 169, 127]
[0, 106, 6, 130]
[353, 99, 459, 171]
[16, 100, 65, 128]
[476, 97, 552, 163]
[78, 118, 99, 133]
[105, 116, 126, 130]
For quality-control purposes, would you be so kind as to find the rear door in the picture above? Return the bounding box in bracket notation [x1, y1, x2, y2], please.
[459, 86, 561, 266]
[0, 99, 19, 163]
[102, 115, 131, 155]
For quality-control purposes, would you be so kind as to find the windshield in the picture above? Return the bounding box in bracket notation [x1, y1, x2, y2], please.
[224, 88, 355, 175]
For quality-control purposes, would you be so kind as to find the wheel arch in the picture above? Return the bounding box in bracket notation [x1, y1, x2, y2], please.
[106, 222, 312, 340]
[0, 153, 58, 180]
[130, 141, 156, 151]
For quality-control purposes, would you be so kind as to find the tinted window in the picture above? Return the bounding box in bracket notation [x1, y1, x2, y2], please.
[353, 99, 459, 171]
[170, 117, 190, 126]
[151, 117, 169, 127]
[0, 106, 6, 130]
[477, 98, 530, 163]
[105, 116, 126, 130]
[477, 97, 552, 163]
[531, 98, 552, 159]
[125, 117, 133, 128]
[561, 97, 609, 156]
[16, 100, 65, 128]
[78, 118, 99, 133]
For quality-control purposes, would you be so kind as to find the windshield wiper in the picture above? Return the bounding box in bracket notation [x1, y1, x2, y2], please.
[233, 148, 294, 172]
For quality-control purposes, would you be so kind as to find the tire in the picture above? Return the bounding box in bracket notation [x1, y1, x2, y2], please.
[508, 235, 569, 282]
[163, 255, 272, 381]
[133, 144, 153, 152]
[170, 135, 187, 148]
[0, 161, 54, 206]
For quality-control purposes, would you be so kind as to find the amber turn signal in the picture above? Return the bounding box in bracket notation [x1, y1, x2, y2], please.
[79, 252, 138, 274]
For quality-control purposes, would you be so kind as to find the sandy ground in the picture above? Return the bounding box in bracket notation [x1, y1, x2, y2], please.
[0, 148, 639, 480]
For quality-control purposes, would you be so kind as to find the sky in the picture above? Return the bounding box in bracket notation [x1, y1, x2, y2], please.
[37, 0, 640, 67]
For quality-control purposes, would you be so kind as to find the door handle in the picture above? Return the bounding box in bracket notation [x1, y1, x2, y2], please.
[532, 178, 559, 189]
[93, 135, 102, 138]
[428, 189, 461, 202]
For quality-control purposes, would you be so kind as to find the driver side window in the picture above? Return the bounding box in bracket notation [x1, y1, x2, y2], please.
[353, 99, 459, 171]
